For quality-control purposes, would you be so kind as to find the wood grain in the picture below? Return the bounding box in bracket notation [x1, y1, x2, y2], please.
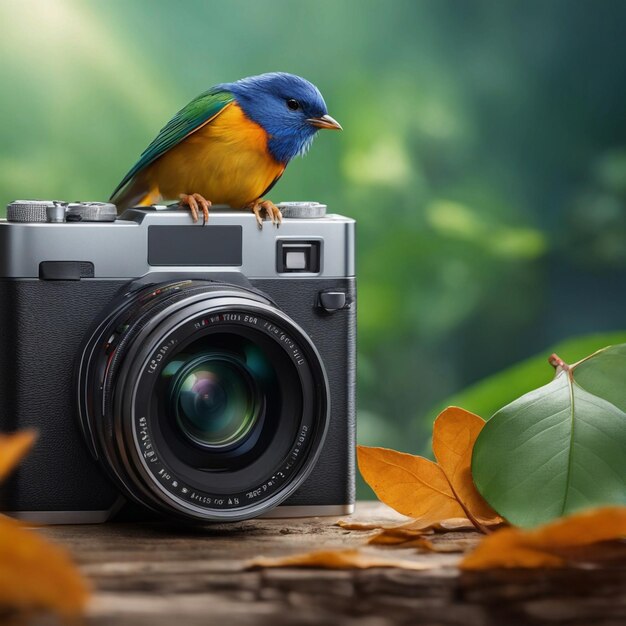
[28, 502, 626, 625]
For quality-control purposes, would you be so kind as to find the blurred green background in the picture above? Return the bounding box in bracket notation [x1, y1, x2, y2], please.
[2, 0, 626, 497]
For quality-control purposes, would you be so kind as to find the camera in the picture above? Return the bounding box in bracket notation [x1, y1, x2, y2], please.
[0, 201, 356, 523]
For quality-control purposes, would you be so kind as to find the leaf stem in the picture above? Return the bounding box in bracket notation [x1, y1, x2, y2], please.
[549, 353, 571, 377]
[454, 496, 493, 535]
[441, 476, 493, 535]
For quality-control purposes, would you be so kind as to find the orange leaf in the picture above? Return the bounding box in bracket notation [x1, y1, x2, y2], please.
[248, 549, 431, 571]
[336, 520, 389, 531]
[435, 518, 478, 532]
[461, 506, 626, 569]
[367, 517, 477, 545]
[390, 516, 477, 533]
[337, 516, 475, 534]
[367, 518, 477, 552]
[368, 531, 417, 545]
[432, 407, 504, 526]
[406, 536, 474, 553]
[0, 431, 37, 483]
[0, 516, 90, 617]
[357, 445, 465, 521]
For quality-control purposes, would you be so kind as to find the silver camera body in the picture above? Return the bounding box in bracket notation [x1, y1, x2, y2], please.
[0, 202, 356, 524]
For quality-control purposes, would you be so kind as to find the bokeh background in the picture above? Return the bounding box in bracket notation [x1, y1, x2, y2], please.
[2, 0, 626, 497]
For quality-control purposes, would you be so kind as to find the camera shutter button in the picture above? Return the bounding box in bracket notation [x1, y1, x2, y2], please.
[318, 291, 347, 312]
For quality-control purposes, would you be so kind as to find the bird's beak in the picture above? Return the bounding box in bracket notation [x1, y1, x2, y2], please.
[307, 114, 343, 130]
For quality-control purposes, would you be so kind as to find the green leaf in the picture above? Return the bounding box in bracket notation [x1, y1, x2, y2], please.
[471, 344, 626, 527]
[424, 331, 626, 430]
[574, 344, 626, 413]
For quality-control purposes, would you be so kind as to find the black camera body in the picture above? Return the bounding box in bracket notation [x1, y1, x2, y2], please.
[0, 203, 356, 523]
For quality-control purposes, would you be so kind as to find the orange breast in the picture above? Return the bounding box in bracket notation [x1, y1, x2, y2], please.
[146, 102, 285, 208]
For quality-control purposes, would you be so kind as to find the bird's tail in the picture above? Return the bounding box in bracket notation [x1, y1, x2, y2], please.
[110, 173, 160, 212]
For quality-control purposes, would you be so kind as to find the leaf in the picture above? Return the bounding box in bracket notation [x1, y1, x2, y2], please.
[411, 537, 475, 553]
[357, 410, 505, 532]
[248, 549, 431, 571]
[368, 518, 481, 547]
[472, 346, 626, 527]
[338, 516, 478, 546]
[461, 506, 626, 569]
[432, 518, 477, 532]
[432, 407, 503, 527]
[0, 516, 90, 617]
[0, 432, 90, 619]
[337, 516, 475, 534]
[574, 344, 626, 412]
[336, 520, 388, 531]
[366, 520, 435, 544]
[357, 446, 466, 521]
[425, 332, 626, 430]
[368, 531, 420, 545]
[370, 532, 472, 552]
[0, 431, 36, 482]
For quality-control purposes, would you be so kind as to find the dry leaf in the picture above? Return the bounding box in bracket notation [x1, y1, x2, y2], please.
[368, 519, 480, 547]
[248, 548, 431, 571]
[0, 431, 36, 483]
[461, 506, 626, 569]
[0, 431, 90, 619]
[364, 519, 439, 543]
[553, 540, 626, 564]
[366, 530, 412, 546]
[0, 516, 89, 617]
[338, 517, 476, 547]
[432, 407, 504, 527]
[357, 409, 506, 533]
[336, 516, 473, 534]
[336, 520, 389, 531]
[435, 518, 478, 532]
[408, 537, 474, 553]
[357, 446, 465, 521]
[393, 516, 477, 533]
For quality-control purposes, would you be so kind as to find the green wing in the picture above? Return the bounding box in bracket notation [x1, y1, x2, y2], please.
[110, 88, 234, 203]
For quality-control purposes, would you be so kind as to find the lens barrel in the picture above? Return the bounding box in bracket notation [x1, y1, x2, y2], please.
[78, 280, 329, 522]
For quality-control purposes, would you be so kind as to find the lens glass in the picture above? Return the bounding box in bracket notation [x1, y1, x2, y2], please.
[158, 330, 291, 484]
[171, 354, 259, 449]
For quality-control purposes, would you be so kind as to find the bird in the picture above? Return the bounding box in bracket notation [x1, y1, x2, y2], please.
[109, 72, 342, 227]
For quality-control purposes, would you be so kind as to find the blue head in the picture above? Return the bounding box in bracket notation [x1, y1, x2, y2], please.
[221, 72, 342, 164]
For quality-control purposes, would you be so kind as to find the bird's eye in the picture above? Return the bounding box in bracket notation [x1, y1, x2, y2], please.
[286, 99, 300, 111]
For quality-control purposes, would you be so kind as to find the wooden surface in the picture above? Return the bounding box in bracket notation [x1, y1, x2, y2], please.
[31, 502, 626, 626]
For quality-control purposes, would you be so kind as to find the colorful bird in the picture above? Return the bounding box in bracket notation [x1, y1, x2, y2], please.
[110, 72, 341, 227]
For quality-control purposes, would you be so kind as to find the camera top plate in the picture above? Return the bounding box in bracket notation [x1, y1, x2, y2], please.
[0, 204, 355, 280]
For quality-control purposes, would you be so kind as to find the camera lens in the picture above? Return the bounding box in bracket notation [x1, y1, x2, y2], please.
[78, 280, 329, 523]
[169, 353, 260, 449]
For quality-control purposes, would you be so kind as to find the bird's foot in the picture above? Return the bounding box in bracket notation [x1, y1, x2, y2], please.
[179, 193, 211, 224]
[249, 199, 282, 229]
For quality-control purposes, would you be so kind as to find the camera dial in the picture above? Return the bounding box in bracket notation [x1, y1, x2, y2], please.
[66, 202, 117, 222]
[7, 200, 67, 223]
[6, 200, 117, 223]
[275, 201, 326, 218]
